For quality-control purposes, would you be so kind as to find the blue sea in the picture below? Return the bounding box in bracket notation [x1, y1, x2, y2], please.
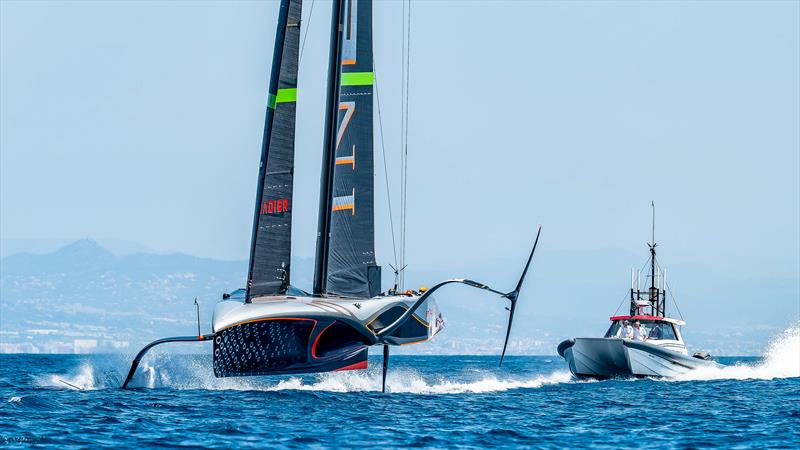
[1, 330, 798, 449]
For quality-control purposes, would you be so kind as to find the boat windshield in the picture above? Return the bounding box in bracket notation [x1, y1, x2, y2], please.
[604, 319, 677, 340]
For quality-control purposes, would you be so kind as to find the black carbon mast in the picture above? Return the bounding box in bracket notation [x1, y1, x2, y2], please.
[325, 0, 379, 298]
[313, 0, 345, 296]
[246, 0, 302, 301]
[314, 0, 379, 298]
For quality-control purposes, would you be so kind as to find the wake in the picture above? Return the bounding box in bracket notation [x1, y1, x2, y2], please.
[36, 324, 800, 392]
[266, 369, 574, 394]
[669, 324, 800, 382]
[35, 356, 574, 394]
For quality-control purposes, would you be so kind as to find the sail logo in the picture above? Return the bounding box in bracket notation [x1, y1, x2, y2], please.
[332, 101, 357, 216]
[332, 189, 355, 215]
[261, 198, 290, 216]
[341, 0, 358, 65]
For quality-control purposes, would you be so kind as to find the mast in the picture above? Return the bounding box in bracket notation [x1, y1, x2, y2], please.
[314, 0, 379, 298]
[650, 201, 656, 290]
[313, 0, 345, 296]
[647, 201, 665, 316]
[649, 201, 661, 316]
[630, 202, 666, 316]
[246, 0, 300, 302]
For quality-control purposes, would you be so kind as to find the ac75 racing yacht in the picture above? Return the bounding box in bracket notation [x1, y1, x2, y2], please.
[121, 0, 541, 392]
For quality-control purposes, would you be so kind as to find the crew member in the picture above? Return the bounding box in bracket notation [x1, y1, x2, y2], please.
[615, 320, 633, 339]
[632, 320, 648, 341]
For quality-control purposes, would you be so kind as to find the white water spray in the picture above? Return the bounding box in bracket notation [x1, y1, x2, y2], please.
[36, 355, 575, 393]
[38, 324, 799, 392]
[671, 324, 800, 382]
[264, 369, 574, 394]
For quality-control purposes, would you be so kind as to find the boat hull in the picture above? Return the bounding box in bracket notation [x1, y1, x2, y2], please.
[558, 337, 718, 379]
[211, 292, 443, 378]
[212, 318, 369, 377]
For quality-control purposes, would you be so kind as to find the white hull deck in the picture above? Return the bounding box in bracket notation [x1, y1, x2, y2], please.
[559, 337, 719, 379]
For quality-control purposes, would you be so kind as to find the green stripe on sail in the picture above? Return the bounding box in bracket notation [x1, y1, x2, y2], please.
[340, 72, 374, 86]
[267, 88, 298, 109]
[276, 88, 297, 103]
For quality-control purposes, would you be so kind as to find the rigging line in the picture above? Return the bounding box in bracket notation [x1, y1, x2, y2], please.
[612, 292, 630, 316]
[400, 0, 412, 290]
[664, 281, 684, 321]
[374, 70, 399, 269]
[615, 256, 654, 315]
[398, 0, 407, 289]
[298, 0, 316, 64]
[656, 260, 684, 320]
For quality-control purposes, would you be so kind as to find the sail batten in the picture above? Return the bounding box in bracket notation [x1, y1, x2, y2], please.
[246, 0, 302, 300]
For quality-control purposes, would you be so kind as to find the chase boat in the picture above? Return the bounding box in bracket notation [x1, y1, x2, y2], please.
[557, 217, 720, 378]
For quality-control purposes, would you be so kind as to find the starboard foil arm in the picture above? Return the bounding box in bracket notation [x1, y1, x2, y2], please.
[121, 334, 215, 389]
[376, 227, 542, 366]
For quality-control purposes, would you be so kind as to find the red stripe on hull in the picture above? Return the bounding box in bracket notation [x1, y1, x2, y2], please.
[334, 360, 368, 371]
[311, 322, 335, 359]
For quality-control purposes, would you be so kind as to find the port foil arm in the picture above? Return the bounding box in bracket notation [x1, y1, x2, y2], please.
[121, 334, 216, 389]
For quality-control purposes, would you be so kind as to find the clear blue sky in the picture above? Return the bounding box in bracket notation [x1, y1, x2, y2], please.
[2, 0, 798, 282]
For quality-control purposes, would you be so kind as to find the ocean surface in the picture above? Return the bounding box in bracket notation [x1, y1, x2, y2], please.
[1, 327, 798, 449]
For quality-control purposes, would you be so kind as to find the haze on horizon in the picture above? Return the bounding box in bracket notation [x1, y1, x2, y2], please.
[1, 1, 798, 347]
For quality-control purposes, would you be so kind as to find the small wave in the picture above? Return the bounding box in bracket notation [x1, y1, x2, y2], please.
[129, 359, 576, 394]
[36, 352, 576, 393]
[38, 324, 797, 392]
[35, 363, 100, 390]
[672, 324, 800, 382]
[263, 369, 574, 394]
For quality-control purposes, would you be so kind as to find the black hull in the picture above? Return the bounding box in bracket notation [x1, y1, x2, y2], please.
[213, 318, 369, 377]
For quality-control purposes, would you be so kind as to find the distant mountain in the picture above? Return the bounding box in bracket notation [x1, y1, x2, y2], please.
[2, 239, 115, 275]
[0, 237, 154, 258]
[0, 240, 797, 355]
[0, 240, 246, 353]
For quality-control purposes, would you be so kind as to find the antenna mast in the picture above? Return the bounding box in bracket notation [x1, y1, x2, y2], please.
[647, 201, 665, 316]
[650, 201, 656, 292]
[631, 202, 665, 317]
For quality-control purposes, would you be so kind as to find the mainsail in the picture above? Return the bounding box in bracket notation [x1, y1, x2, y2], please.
[324, 0, 380, 298]
[246, 0, 302, 300]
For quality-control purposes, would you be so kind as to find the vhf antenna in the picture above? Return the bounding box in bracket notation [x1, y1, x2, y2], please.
[650, 200, 655, 246]
[193, 298, 200, 336]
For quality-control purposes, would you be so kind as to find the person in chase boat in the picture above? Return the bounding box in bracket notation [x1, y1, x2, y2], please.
[632, 320, 648, 341]
[615, 320, 633, 339]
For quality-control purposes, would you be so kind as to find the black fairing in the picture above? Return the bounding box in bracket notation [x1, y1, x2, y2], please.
[213, 319, 368, 377]
[368, 306, 428, 340]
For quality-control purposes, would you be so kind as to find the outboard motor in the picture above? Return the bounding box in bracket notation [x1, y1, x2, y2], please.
[692, 351, 712, 361]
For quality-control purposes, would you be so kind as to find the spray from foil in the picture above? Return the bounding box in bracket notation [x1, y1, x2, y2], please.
[266, 369, 575, 394]
[35, 353, 574, 394]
